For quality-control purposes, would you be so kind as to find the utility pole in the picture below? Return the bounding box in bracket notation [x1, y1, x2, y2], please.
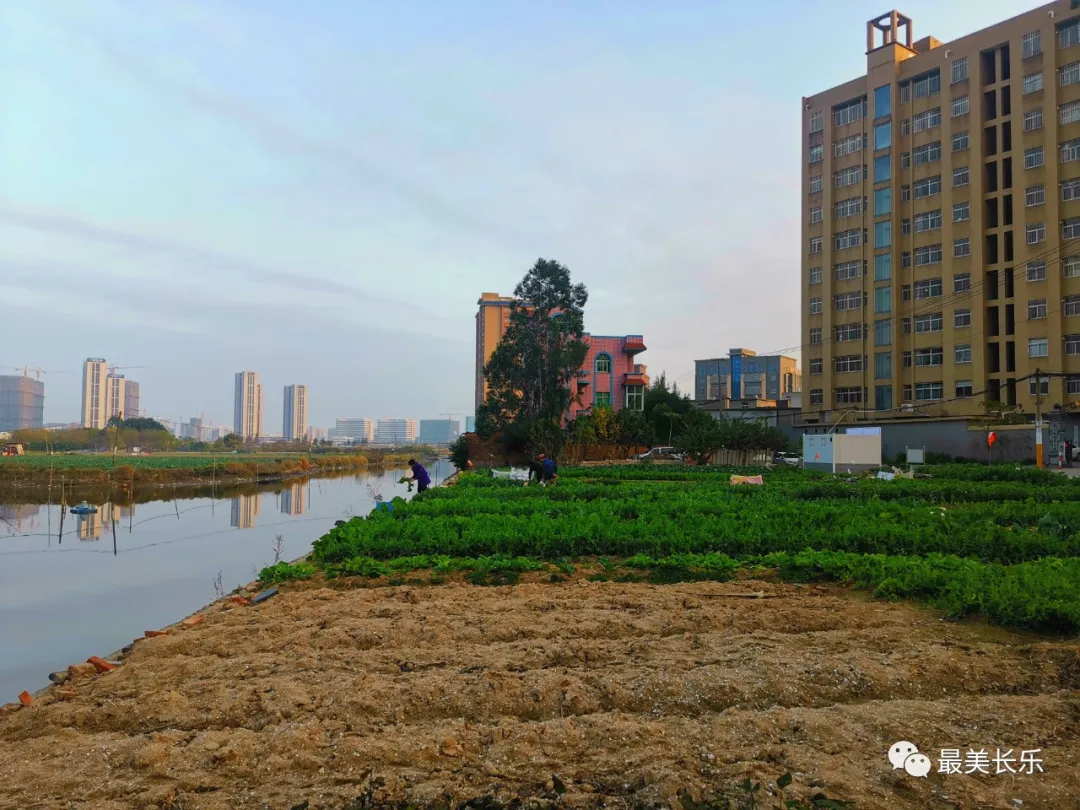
[1034, 369, 1045, 470]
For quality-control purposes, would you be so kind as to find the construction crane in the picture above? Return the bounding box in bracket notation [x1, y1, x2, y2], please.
[107, 365, 148, 376]
[11, 366, 71, 380]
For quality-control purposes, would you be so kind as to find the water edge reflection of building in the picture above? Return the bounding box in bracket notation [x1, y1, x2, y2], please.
[280, 482, 306, 516]
[77, 512, 102, 541]
[0, 505, 41, 532]
[230, 493, 260, 529]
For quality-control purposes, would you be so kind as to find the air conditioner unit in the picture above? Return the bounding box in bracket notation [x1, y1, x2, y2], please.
[900, 403, 915, 412]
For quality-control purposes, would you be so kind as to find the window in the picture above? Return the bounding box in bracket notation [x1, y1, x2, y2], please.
[1064, 217, 1080, 239]
[1024, 109, 1044, 133]
[913, 210, 942, 233]
[914, 278, 943, 299]
[1066, 256, 1080, 278]
[1023, 72, 1044, 95]
[951, 96, 968, 117]
[594, 391, 611, 407]
[810, 236, 823, 254]
[834, 260, 861, 281]
[1066, 295, 1080, 316]
[914, 245, 942, 266]
[1068, 334, 1080, 355]
[902, 284, 911, 301]
[874, 318, 891, 345]
[809, 358, 823, 375]
[901, 151, 911, 169]
[956, 380, 973, 398]
[809, 389, 824, 406]
[809, 298, 822, 315]
[915, 382, 943, 401]
[810, 175, 823, 194]
[874, 84, 891, 119]
[914, 141, 941, 166]
[1023, 30, 1042, 58]
[1028, 298, 1047, 319]
[914, 176, 941, 198]
[874, 122, 891, 150]
[901, 118, 911, 136]
[903, 384, 913, 401]
[1071, 376, 1080, 395]
[835, 228, 862, 250]
[1065, 179, 1080, 201]
[874, 253, 891, 281]
[810, 327, 822, 343]
[834, 387, 864, 405]
[902, 317, 911, 334]
[952, 131, 969, 152]
[1029, 337, 1049, 358]
[875, 352, 892, 379]
[1062, 100, 1080, 125]
[1061, 61, 1080, 87]
[595, 354, 611, 373]
[834, 292, 863, 311]
[954, 273, 971, 293]
[834, 98, 865, 127]
[901, 251, 912, 268]
[809, 144, 824, 164]
[834, 134, 863, 157]
[951, 57, 968, 84]
[912, 70, 940, 99]
[1061, 18, 1080, 49]
[955, 308, 972, 328]
[901, 185, 911, 202]
[1062, 138, 1080, 163]
[952, 166, 969, 187]
[625, 385, 644, 410]
[1027, 260, 1047, 282]
[874, 187, 892, 215]
[834, 355, 863, 373]
[914, 347, 943, 367]
[1025, 147, 1045, 169]
[1029, 376, 1050, 396]
[915, 313, 943, 332]
[809, 205, 823, 223]
[874, 286, 891, 313]
[834, 166, 862, 187]
[914, 107, 942, 131]
[1026, 223, 1046, 244]
[953, 202, 970, 222]
[954, 238, 971, 257]
[873, 154, 891, 183]
[835, 323, 862, 342]
[1026, 184, 1046, 206]
[809, 110, 824, 133]
[835, 197, 862, 218]
[809, 266, 822, 284]
[874, 220, 892, 248]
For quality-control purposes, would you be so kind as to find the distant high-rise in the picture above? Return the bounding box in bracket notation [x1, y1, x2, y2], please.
[81, 358, 108, 429]
[282, 384, 308, 441]
[328, 418, 374, 444]
[233, 371, 263, 440]
[124, 381, 140, 420]
[419, 419, 460, 445]
[375, 418, 417, 445]
[307, 426, 327, 442]
[0, 375, 45, 431]
[465, 416, 476, 433]
[105, 374, 127, 422]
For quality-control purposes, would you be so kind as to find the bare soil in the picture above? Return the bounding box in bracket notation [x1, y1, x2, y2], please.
[1, 578, 1078, 810]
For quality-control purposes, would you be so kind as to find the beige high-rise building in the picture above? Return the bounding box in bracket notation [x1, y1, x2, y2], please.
[282, 384, 307, 441]
[233, 371, 263, 440]
[803, 3, 1080, 423]
[105, 374, 126, 422]
[474, 293, 516, 412]
[81, 358, 108, 429]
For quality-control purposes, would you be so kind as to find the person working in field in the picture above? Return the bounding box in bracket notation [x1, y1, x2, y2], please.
[526, 457, 545, 486]
[406, 459, 431, 493]
[540, 453, 558, 485]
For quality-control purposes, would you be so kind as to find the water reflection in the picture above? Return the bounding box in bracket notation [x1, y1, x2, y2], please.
[279, 481, 306, 516]
[230, 493, 260, 529]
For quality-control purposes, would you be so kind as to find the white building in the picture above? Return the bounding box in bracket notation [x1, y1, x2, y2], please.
[375, 418, 417, 445]
[81, 358, 108, 429]
[328, 418, 374, 444]
[282, 384, 308, 441]
[233, 371, 263, 440]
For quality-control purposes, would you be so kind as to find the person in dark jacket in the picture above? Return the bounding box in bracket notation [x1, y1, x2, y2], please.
[539, 454, 558, 484]
[407, 459, 431, 493]
[526, 457, 545, 485]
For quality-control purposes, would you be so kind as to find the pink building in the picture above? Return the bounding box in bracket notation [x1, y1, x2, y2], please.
[569, 334, 649, 420]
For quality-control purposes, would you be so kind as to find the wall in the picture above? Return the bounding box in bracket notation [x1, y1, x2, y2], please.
[571, 335, 648, 419]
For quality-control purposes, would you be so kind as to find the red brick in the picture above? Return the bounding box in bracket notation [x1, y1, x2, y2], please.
[18, 691, 32, 706]
[87, 656, 115, 673]
[182, 615, 205, 626]
[144, 630, 168, 638]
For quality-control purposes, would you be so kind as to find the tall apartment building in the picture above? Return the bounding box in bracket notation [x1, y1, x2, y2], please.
[0, 375, 45, 431]
[81, 358, 108, 429]
[475, 293, 516, 411]
[282, 384, 308, 441]
[419, 419, 460, 445]
[233, 371, 263, 440]
[375, 418, 417, 445]
[803, 4, 1080, 422]
[105, 374, 127, 422]
[694, 349, 801, 403]
[124, 381, 140, 420]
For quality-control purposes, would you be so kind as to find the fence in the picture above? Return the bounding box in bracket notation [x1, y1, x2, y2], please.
[706, 449, 769, 466]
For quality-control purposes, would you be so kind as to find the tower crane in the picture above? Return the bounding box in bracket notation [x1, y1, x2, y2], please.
[11, 366, 70, 380]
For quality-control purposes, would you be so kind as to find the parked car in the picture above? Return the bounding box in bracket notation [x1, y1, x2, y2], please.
[635, 446, 684, 461]
[774, 451, 802, 467]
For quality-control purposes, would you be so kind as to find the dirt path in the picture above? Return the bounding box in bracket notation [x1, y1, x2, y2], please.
[1, 579, 1077, 809]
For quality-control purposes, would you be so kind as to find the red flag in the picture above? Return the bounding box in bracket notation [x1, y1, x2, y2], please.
[987, 431, 997, 447]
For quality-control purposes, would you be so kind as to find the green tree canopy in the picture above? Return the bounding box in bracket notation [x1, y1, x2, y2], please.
[644, 373, 694, 444]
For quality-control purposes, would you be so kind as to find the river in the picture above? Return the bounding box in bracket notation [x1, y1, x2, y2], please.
[0, 463, 452, 702]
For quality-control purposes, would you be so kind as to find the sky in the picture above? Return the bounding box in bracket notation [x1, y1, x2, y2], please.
[0, 0, 1042, 432]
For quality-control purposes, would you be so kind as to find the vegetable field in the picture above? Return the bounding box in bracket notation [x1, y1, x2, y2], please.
[267, 464, 1080, 633]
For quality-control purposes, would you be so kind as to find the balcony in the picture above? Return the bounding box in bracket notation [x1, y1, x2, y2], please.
[624, 364, 649, 386]
[623, 335, 646, 354]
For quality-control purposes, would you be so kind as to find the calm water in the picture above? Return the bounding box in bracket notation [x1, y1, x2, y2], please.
[0, 463, 452, 702]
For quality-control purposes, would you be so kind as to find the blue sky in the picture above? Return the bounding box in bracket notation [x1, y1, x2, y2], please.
[0, 0, 1039, 431]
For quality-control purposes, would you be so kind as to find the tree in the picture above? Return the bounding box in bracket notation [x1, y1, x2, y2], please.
[219, 433, 243, 449]
[645, 373, 694, 444]
[448, 435, 471, 470]
[106, 416, 169, 432]
[477, 258, 589, 451]
[615, 407, 655, 455]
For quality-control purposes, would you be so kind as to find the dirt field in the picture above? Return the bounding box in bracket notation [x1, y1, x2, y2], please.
[1, 578, 1078, 810]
